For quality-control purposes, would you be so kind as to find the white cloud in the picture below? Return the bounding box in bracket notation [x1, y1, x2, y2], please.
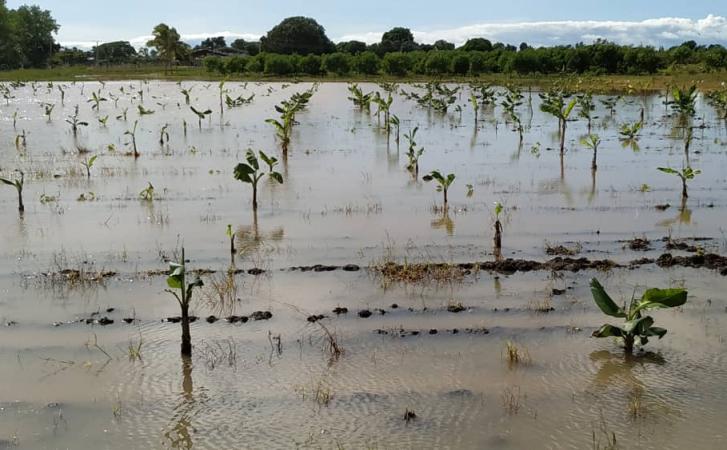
[60, 15, 727, 50]
[335, 15, 727, 47]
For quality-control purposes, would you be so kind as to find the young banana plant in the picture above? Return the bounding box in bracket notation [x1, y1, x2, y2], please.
[347, 83, 372, 110]
[165, 247, 204, 356]
[190, 106, 212, 130]
[657, 166, 700, 200]
[125, 120, 139, 158]
[668, 85, 698, 118]
[42, 103, 55, 121]
[137, 105, 155, 116]
[404, 127, 424, 176]
[577, 92, 595, 133]
[65, 105, 89, 137]
[233, 150, 284, 211]
[87, 91, 107, 111]
[423, 170, 455, 209]
[80, 155, 97, 179]
[539, 92, 576, 156]
[589, 278, 686, 355]
[180, 86, 193, 105]
[390, 115, 401, 145]
[581, 134, 601, 171]
[0, 170, 24, 212]
[159, 124, 170, 145]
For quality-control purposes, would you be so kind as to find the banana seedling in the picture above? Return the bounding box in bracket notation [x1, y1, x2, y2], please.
[539, 92, 576, 156]
[65, 105, 89, 137]
[98, 116, 109, 127]
[165, 248, 204, 356]
[125, 120, 139, 158]
[0, 170, 25, 212]
[347, 83, 372, 110]
[233, 150, 284, 211]
[137, 105, 155, 116]
[589, 278, 686, 355]
[42, 103, 55, 121]
[657, 166, 700, 200]
[404, 127, 424, 176]
[159, 124, 170, 145]
[390, 115, 401, 145]
[80, 155, 97, 179]
[190, 106, 212, 130]
[139, 182, 154, 202]
[87, 91, 107, 111]
[493, 201, 503, 251]
[180, 87, 193, 105]
[581, 134, 601, 171]
[422, 170, 455, 209]
[226, 224, 236, 257]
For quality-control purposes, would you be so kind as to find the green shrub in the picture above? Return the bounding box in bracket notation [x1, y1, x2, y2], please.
[225, 55, 249, 74]
[382, 52, 411, 76]
[425, 51, 451, 75]
[264, 54, 295, 75]
[299, 54, 322, 75]
[322, 52, 351, 75]
[451, 53, 470, 75]
[354, 51, 380, 75]
[246, 54, 265, 72]
[203, 56, 225, 73]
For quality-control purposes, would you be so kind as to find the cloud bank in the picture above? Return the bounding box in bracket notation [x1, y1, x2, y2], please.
[60, 15, 727, 50]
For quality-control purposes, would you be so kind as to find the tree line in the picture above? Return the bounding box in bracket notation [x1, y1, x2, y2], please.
[2, 8, 727, 75]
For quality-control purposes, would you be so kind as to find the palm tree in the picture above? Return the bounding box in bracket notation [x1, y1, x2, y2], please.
[147, 24, 186, 74]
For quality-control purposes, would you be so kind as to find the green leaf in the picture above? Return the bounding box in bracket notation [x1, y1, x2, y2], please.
[589, 278, 626, 318]
[592, 324, 625, 338]
[245, 150, 259, 170]
[233, 163, 254, 183]
[269, 172, 283, 184]
[633, 287, 687, 315]
[0, 177, 15, 187]
[166, 262, 184, 289]
[644, 326, 668, 339]
[624, 315, 654, 335]
[657, 167, 678, 175]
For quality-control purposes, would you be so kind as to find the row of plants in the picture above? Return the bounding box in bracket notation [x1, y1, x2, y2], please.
[204, 47, 727, 78]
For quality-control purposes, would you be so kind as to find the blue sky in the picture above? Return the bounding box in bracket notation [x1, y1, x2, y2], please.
[7, 0, 727, 48]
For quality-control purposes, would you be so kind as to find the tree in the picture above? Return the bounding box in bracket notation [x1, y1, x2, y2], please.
[379, 27, 417, 54]
[7, 4, 59, 68]
[433, 40, 455, 51]
[231, 38, 260, 55]
[460, 38, 492, 52]
[354, 51, 380, 75]
[260, 16, 334, 55]
[323, 52, 350, 75]
[337, 40, 367, 54]
[146, 23, 186, 73]
[94, 41, 136, 64]
[199, 36, 226, 50]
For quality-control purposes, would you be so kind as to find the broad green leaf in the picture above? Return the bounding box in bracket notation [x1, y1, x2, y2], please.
[590, 278, 626, 318]
[233, 163, 254, 183]
[624, 315, 654, 335]
[269, 172, 283, 184]
[644, 326, 668, 339]
[657, 167, 678, 175]
[634, 287, 687, 315]
[245, 150, 259, 170]
[592, 324, 625, 338]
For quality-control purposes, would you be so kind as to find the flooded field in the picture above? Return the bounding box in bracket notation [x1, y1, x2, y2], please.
[1, 80, 727, 449]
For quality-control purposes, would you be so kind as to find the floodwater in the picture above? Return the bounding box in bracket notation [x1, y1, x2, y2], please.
[0, 81, 726, 449]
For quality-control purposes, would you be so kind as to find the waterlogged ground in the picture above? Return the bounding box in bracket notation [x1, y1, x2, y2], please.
[1, 81, 727, 449]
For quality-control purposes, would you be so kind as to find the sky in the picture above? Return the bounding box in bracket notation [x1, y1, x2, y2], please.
[7, 0, 727, 49]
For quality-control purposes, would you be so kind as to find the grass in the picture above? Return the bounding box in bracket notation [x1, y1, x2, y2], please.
[2, 65, 727, 92]
[503, 341, 532, 368]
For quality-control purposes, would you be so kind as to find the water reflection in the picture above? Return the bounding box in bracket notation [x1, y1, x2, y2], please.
[234, 211, 285, 257]
[430, 210, 455, 236]
[657, 197, 692, 227]
[163, 356, 196, 449]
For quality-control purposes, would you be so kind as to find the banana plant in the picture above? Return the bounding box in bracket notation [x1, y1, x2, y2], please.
[469, 92, 479, 125]
[137, 105, 155, 116]
[0, 170, 24, 212]
[577, 92, 595, 133]
[347, 83, 372, 110]
[159, 124, 170, 145]
[190, 106, 212, 130]
[226, 224, 236, 257]
[180, 86, 193, 105]
[225, 93, 254, 108]
[390, 115, 401, 145]
[80, 154, 97, 179]
[493, 201, 503, 251]
[87, 90, 107, 111]
[600, 96, 620, 115]
[668, 85, 698, 118]
[422, 170, 455, 209]
[65, 105, 88, 137]
[619, 121, 642, 140]
[139, 182, 154, 201]
[404, 127, 424, 176]
[165, 248, 204, 356]
[233, 150, 284, 211]
[57, 85, 65, 105]
[657, 166, 700, 200]
[581, 134, 601, 171]
[373, 92, 393, 133]
[42, 103, 55, 121]
[125, 120, 139, 158]
[539, 92, 576, 156]
[589, 278, 686, 355]
[98, 116, 109, 127]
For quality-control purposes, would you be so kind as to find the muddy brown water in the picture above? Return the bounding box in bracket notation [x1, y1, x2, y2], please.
[1, 81, 726, 449]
